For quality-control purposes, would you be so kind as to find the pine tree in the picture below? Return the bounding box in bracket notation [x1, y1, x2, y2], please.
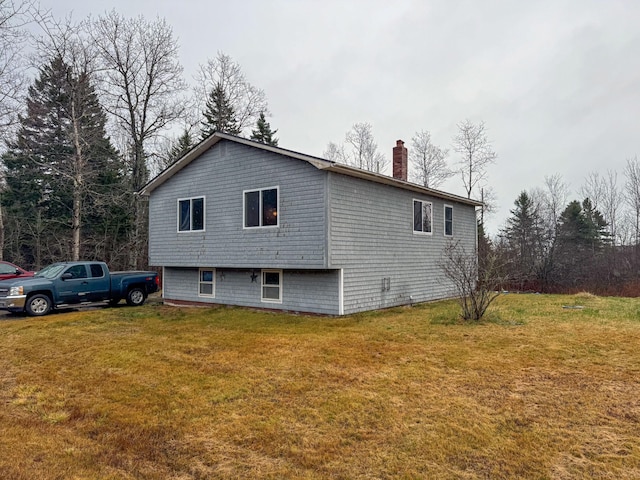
[201, 82, 241, 139]
[1, 56, 124, 268]
[250, 111, 278, 146]
[554, 199, 609, 289]
[501, 191, 545, 287]
[169, 129, 194, 162]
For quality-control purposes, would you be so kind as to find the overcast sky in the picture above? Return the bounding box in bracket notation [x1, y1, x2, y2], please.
[39, 0, 640, 235]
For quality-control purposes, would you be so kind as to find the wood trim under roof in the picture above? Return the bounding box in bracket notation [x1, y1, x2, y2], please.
[138, 132, 482, 207]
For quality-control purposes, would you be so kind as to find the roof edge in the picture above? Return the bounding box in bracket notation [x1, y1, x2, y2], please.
[323, 164, 483, 207]
[138, 132, 482, 207]
[138, 132, 334, 196]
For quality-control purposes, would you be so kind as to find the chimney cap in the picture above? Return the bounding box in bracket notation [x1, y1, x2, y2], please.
[396, 139, 404, 147]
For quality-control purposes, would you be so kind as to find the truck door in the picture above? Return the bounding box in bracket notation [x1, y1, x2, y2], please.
[87, 263, 110, 301]
[58, 264, 90, 304]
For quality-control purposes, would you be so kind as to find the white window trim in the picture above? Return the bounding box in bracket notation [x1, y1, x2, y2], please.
[177, 196, 206, 233]
[243, 186, 280, 229]
[413, 199, 433, 235]
[198, 267, 215, 298]
[261, 269, 283, 304]
[444, 204, 453, 237]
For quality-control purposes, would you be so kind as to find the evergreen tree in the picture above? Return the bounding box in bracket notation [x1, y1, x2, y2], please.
[501, 191, 545, 288]
[1, 56, 125, 268]
[201, 82, 241, 139]
[554, 199, 609, 289]
[169, 129, 195, 163]
[250, 112, 278, 146]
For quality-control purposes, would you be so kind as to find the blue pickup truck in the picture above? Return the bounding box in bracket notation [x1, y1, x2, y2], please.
[0, 261, 159, 316]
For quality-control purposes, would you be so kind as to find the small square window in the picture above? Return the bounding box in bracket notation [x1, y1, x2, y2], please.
[199, 268, 215, 297]
[261, 270, 282, 303]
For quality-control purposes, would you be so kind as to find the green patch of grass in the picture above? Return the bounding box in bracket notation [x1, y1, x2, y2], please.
[1, 295, 639, 479]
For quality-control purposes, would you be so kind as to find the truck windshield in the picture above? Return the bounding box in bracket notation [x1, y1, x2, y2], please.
[35, 264, 67, 279]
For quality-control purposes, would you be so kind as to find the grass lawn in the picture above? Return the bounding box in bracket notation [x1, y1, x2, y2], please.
[0, 293, 639, 479]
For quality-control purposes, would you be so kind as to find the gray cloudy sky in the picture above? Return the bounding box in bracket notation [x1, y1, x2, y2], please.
[40, 0, 640, 234]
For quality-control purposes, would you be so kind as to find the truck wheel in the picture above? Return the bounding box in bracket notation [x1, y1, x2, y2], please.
[126, 288, 146, 306]
[26, 294, 52, 316]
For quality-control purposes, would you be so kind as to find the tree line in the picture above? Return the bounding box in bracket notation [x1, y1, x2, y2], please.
[0, 5, 278, 270]
[495, 163, 640, 295]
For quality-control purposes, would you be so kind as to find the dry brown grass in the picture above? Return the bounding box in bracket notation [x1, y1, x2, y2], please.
[1, 294, 639, 479]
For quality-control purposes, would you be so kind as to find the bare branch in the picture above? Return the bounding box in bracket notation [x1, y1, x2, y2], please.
[195, 51, 268, 136]
[409, 130, 452, 188]
[452, 119, 497, 199]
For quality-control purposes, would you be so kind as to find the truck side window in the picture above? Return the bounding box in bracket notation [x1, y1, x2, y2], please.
[65, 265, 87, 279]
[90, 264, 105, 278]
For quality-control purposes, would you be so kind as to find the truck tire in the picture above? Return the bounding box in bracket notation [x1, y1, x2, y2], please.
[126, 287, 146, 306]
[26, 294, 52, 316]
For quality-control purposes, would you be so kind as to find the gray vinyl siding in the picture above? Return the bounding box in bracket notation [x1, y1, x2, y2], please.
[149, 140, 327, 269]
[163, 267, 340, 315]
[327, 172, 477, 314]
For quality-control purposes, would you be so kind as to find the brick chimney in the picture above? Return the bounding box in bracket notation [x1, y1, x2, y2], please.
[393, 139, 408, 181]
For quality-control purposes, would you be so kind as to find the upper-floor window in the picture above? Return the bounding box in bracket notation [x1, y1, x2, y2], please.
[244, 187, 278, 228]
[444, 205, 453, 236]
[413, 199, 432, 234]
[178, 197, 205, 232]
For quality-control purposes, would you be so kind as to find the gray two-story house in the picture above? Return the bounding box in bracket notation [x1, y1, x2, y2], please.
[139, 132, 481, 315]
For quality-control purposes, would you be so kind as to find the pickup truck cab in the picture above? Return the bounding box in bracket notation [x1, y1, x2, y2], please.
[0, 261, 159, 316]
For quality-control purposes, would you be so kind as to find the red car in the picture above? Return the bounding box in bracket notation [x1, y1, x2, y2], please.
[0, 261, 34, 281]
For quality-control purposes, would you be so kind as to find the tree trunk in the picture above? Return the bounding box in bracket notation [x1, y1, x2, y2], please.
[0, 205, 4, 261]
[71, 100, 84, 262]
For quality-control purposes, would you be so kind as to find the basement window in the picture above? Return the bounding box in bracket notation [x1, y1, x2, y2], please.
[261, 270, 282, 303]
[199, 268, 215, 297]
[413, 199, 432, 234]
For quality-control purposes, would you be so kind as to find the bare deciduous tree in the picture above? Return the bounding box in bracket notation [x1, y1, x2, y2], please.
[323, 141, 347, 163]
[581, 170, 622, 244]
[624, 156, 640, 246]
[325, 123, 388, 173]
[409, 130, 452, 188]
[452, 119, 497, 199]
[195, 51, 268, 137]
[0, 0, 37, 136]
[541, 174, 570, 234]
[34, 18, 96, 260]
[345, 122, 386, 173]
[90, 10, 187, 268]
[439, 240, 505, 321]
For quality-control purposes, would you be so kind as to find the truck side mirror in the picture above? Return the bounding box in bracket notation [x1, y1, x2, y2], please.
[61, 272, 73, 280]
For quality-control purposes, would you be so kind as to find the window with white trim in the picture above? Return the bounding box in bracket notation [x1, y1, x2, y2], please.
[261, 269, 282, 303]
[244, 187, 278, 228]
[413, 199, 432, 234]
[178, 197, 205, 232]
[444, 205, 453, 236]
[199, 268, 215, 297]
